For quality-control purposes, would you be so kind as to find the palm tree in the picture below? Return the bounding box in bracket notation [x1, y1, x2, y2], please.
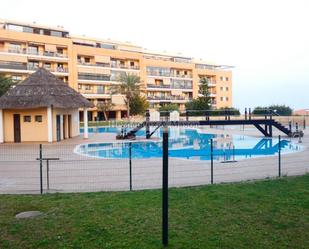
[110, 72, 141, 119]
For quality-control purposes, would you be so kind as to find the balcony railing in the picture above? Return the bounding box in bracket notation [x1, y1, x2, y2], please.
[78, 73, 111, 81]
[43, 51, 67, 58]
[0, 48, 68, 58]
[78, 61, 140, 70]
[147, 71, 193, 79]
[146, 71, 171, 77]
[110, 64, 140, 70]
[147, 95, 191, 101]
[0, 61, 27, 70]
[0, 62, 69, 73]
[147, 84, 193, 90]
[147, 84, 171, 89]
[78, 62, 110, 67]
[199, 80, 216, 85]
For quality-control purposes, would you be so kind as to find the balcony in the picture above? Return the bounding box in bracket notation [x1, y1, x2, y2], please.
[147, 84, 193, 90]
[0, 48, 68, 59]
[147, 71, 193, 79]
[78, 73, 111, 81]
[0, 61, 27, 70]
[146, 71, 171, 77]
[43, 51, 67, 58]
[147, 84, 171, 89]
[110, 64, 140, 70]
[199, 79, 216, 86]
[0, 62, 69, 75]
[78, 61, 140, 70]
[78, 61, 110, 67]
[147, 95, 191, 101]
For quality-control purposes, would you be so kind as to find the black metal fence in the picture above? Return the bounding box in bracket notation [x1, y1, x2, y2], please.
[0, 134, 307, 194]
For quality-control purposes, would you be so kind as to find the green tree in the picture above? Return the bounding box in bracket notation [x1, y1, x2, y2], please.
[0, 75, 15, 96]
[97, 100, 114, 120]
[253, 105, 292, 116]
[185, 77, 211, 115]
[130, 95, 149, 116]
[198, 77, 212, 108]
[159, 103, 179, 112]
[110, 72, 141, 119]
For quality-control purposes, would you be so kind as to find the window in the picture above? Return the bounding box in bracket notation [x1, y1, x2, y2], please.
[226, 87, 229, 91]
[226, 97, 229, 101]
[84, 57, 90, 63]
[57, 48, 63, 54]
[44, 63, 51, 70]
[33, 28, 40, 34]
[184, 71, 187, 75]
[24, 116, 31, 122]
[23, 26, 33, 33]
[28, 61, 39, 70]
[11, 75, 22, 82]
[130, 61, 134, 67]
[28, 46, 38, 55]
[35, 115, 42, 122]
[225, 77, 229, 81]
[9, 43, 22, 53]
[220, 97, 224, 101]
[220, 76, 224, 81]
[220, 87, 224, 91]
[7, 24, 23, 32]
[43, 30, 51, 36]
[50, 30, 62, 37]
[85, 85, 92, 90]
[78, 84, 82, 89]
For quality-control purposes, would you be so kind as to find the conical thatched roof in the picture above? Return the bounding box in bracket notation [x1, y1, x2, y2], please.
[0, 68, 93, 109]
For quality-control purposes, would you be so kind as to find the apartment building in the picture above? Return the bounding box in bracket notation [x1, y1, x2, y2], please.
[0, 19, 233, 121]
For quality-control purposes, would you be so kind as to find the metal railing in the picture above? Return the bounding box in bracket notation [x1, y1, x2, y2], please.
[0, 48, 68, 58]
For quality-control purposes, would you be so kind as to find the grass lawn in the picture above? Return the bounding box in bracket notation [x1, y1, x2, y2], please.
[1, 175, 309, 249]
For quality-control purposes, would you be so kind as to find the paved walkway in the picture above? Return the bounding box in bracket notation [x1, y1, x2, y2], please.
[0, 125, 308, 194]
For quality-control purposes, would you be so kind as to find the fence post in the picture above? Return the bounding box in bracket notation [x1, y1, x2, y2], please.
[210, 139, 214, 184]
[146, 110, 150, 139]
[162, 126, 169, 246]
[129, 142, 132, 191]
[278, 135, 281, 177]
[303, 118, 306, 130]
[39, 144, 43, 194]
[46, 159, 50, 191]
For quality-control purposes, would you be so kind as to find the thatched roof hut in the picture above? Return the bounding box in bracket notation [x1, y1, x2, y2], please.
[0, 68, 93, 109]
[0, 68, 93, 143]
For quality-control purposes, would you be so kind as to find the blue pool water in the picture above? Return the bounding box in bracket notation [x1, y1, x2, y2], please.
[76, 127, 302, 160]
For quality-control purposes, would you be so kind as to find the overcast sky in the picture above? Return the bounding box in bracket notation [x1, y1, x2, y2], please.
[2, 0, 309, 110]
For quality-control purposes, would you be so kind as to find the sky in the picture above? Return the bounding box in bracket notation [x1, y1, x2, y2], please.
[1, 0, 309, 110]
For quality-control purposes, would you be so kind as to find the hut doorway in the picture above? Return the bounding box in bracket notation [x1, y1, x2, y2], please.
[68, 115, 72, 138]
[56, 115, 61, 142]
[63, 115, 66, 139]
[13, 114, 21, 143]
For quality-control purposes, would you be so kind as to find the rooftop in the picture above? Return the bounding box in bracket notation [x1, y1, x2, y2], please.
[0, 68, 93, 109]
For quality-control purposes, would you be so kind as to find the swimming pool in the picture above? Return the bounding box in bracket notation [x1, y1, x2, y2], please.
[76, 127, 302, 160]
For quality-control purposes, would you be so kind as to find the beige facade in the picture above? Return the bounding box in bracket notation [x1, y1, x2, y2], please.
[0, 19, 233, 121]
[2, 108, 80, 143]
